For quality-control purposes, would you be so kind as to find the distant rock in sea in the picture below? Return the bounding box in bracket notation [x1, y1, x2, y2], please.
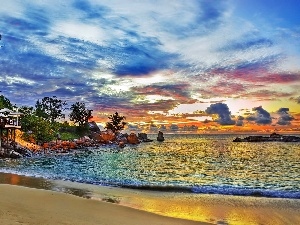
[233, 132, 300, 142]
[157, 131, 165, 142]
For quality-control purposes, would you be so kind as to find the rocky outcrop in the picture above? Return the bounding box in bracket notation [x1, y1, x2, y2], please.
[138, 133, 153, 142]
[233, 133, 300, 142]
[92, 130, 116, 143]
[116, 133, 128, 144]
[157, 131, 165, 142]
[0, 141, 33, 158]
[127, 133, 140, 144]
[8, 150, 23, 158]
[87, 121, 101, 133]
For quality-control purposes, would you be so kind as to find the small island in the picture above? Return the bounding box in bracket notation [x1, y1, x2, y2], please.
[233, 132, 300, 142]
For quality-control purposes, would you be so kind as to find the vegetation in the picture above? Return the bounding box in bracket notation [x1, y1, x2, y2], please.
[51, 121, 81, 141]
[105, 112, 126, 133]
[1, 94, 128, 144]
[1, 95, 92, 143]
[69, 102, 93, 126]
[18, 105, 60, 143]
[35, 96, 67, 122]
[0, 95, 14, 110]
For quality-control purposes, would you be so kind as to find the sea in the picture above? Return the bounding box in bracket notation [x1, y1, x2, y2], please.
[0, 134, 299, 199]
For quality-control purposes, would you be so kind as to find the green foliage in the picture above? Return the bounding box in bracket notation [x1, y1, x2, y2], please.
[2, 96, 94, 143]
[0, 95, 14, 110]
[59, 121, 73, 132]
[69, 102, 93, 126]
[57, 121, 82, 140]
[35, 96, 67, 122]
[60, 131, 80, 141]
[18, 106, 35, 115]
[18, 106, 35, 131]
[35, 119, 58, 143]
[18, 104, 61, 143]
[21, 115, 58, 143]
[105, 112, 126, 133]
[75, 124, 90, 136]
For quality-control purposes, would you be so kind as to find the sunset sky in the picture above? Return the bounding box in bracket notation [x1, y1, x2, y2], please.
[1, 0, 300, 133]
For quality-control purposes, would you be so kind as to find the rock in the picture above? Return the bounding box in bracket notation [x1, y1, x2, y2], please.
[87, 121, 101, 133]
[138, 133, 147, 140]
[127, 133, 140, 144]
[116, 133, 128, 144]
[157, 131, 165, 142]
[118, 141, 125, 148]
[138, 133, 153, 142]
[99, 130, 116, 143]
[233, 137, 241, 142]
[89, 132, 101, 141]
[9, 150, 23, 158]
[15, 147, 32, 157]
[232, 133, 300, 142]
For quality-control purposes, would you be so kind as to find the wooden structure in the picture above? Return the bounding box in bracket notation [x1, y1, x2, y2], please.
[0, 108, 22, 152]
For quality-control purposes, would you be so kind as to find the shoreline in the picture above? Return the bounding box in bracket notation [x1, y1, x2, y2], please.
[1, 172, 300, 224]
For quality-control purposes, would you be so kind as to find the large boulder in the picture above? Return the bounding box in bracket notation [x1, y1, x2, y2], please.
[116, 133, 128, 144]
[9, 150, 23, 159]
[127, 133, 140, 144]
[138, 133, 153, 142]
[90, 132, 102, 141]
[15, 147, 32, 157]
[99, 130, 116, 143]
[87, 121, 101, 133]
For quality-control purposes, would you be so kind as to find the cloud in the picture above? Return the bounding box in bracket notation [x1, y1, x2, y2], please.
[169, 124, 179, 132]
[111, 43, 180, 76]
[219, 37, 273, 52]
[290, 96, 300, 104]
[240, 89, 294, 100]
[246, 106, 272, 125]
[205, 103, 235, 125]
[182, 125, 198, 131]
[203, 119, 212, 124]
[198, 81, 247, 98]
[53, 21, 108, 44]
[132, 83, 195, 104]
[277, 108, 294, 125]
[126, 124, 142, 132]
[236, 115, 244, 126]
[159, 125, 167, 131]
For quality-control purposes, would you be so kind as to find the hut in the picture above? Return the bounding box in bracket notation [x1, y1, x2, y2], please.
[0, 108, 22, 153]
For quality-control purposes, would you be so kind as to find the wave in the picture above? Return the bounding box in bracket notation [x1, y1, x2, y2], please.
[191, 185, 300, 199]
[116, 184, 300, 199]
[1, 168, 299, 199]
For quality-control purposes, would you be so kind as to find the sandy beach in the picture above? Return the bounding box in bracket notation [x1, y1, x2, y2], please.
[0, 173, 300, 225]
[0, 184, 209, 225]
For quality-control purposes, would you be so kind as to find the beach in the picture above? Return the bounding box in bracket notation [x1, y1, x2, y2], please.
[0, 184, 209, 225]
[0, 173, 299, 225]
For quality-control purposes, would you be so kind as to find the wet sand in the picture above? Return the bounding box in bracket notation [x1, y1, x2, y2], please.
[0, 172, 300, 225]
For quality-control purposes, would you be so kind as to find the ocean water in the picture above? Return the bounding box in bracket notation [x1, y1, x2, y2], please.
[0, 134, 299, 199]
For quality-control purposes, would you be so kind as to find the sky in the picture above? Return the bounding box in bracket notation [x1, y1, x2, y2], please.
[1, 0, 300, 133]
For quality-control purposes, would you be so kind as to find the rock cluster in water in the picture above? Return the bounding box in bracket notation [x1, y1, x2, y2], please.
[233, 132, 300, 142]
[1, 127, 165, 158]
